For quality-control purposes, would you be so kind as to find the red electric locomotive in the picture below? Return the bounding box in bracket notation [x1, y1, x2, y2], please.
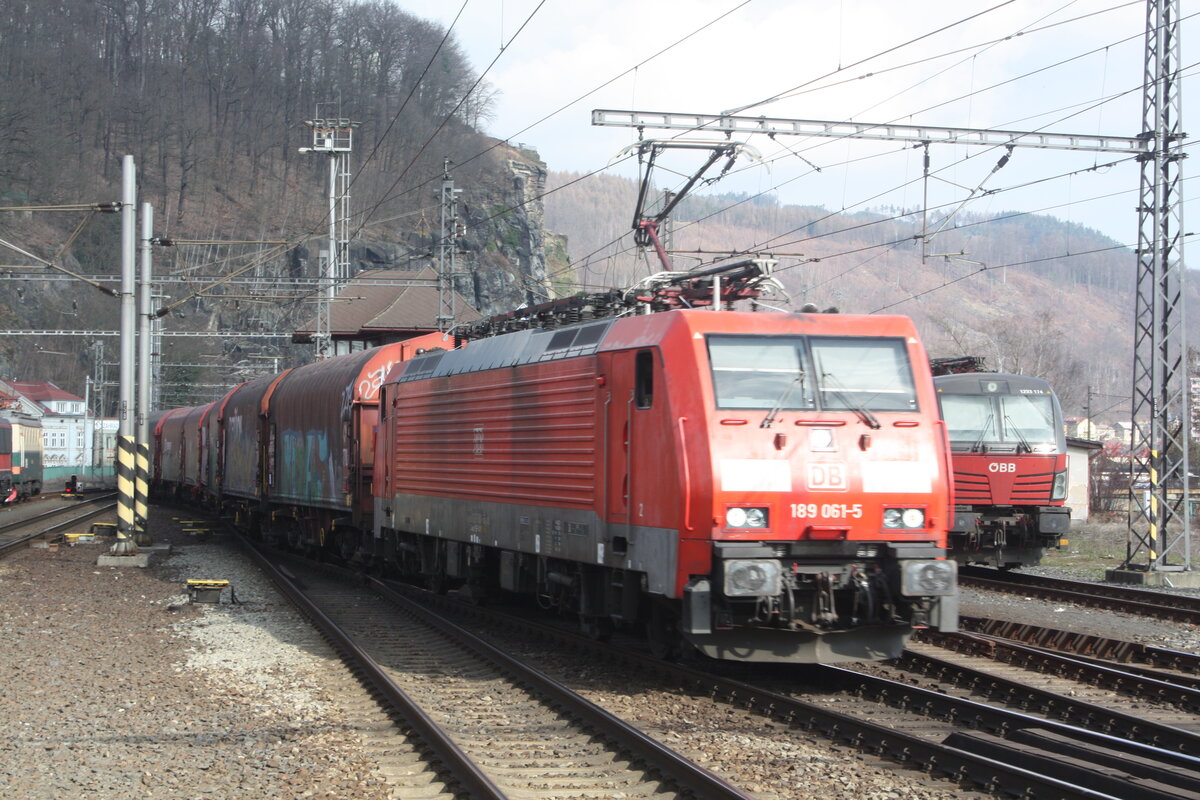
[373, 308, 958, 663]
[934, 372, 1071, 568]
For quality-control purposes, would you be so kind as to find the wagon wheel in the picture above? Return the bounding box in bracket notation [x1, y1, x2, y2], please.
[426, 570, 449, 595]
[646, 602, 682, 661]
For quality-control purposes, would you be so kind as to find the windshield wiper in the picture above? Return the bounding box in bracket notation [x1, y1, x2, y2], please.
[817, 358, 881, 429]
[761, 373, 806, 428]
[971, 413, 994, 453]
[1004, 415, 1032, 453]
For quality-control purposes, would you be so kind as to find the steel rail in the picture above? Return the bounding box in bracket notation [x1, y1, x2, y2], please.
[238, 538, 510, 800]
[0, 493, 114, 536]
[952, 614, 1200, 675]
[0, 496, 117, 558]
[962, 566, 1200, 610]
[929, 619, 1200, 690]
[960, 569, 1200, 625]
[899, 641, 1200, 742]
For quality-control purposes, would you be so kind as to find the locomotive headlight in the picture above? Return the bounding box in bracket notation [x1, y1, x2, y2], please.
[884, 507, 925, 530]
[901, 559, 957, 596]
[1051, 470, 1068, 501]
[724, 559, 782, 597]
[725, 506, 769, 529]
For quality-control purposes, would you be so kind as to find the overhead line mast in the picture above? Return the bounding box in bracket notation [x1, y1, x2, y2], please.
[301, 114, 359, 359]
[1128, 0, 1188, 576]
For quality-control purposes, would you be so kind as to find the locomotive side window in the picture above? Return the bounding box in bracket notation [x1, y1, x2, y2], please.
[809, 337, 918, 411]
[635, 349, 654, 408]
[708, 336, 815, 410]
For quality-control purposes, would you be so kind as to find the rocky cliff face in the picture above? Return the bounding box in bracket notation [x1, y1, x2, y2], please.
[342, 143, 558, 317]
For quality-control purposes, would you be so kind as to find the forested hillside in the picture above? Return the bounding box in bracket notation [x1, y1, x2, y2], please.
[0, 0, 549, 406]
[0, 0, 492, 220]
[544, 169, 1184, 420]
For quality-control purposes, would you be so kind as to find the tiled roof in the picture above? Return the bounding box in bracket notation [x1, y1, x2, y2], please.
[9, 381, 84, 403]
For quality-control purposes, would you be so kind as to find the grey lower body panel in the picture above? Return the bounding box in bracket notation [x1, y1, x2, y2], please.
[377, 493, 680, 596]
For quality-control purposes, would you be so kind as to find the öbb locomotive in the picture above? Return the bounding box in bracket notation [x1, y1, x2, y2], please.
[153, 308, 958, 663]
[933, 371, 1071, 568]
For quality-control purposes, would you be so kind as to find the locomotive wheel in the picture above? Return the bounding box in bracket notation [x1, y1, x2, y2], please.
[647, 603, 682, 661]
[580, 615, 614, 642]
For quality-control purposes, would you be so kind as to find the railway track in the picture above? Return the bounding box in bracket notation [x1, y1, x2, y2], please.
[919, 615, 1200, 699]
[341, 567, 1199, 800]
[960, 566, 1200, 625]
[216, 526, 1200, 799]
[954, 614, 1200, 675]
[0, 494, 117, 558]
[241, 539, 755, 800]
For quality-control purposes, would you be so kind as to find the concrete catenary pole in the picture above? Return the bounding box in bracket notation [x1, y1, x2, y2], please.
[111, 155, 138, 554]
[135, 201, 153, 545]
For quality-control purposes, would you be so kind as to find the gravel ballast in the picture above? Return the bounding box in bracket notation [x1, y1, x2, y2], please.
[0, 513, 391, 800]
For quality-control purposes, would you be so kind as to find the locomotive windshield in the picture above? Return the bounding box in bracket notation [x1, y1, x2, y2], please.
[940, 392, 1060, 452]
[707, 335, 917, 412]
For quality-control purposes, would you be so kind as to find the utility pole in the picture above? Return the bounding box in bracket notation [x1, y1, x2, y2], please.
[91, 340, 105, 418]
[150, 295, 164, 410]
[135, 202, 153, 545]
[300, 114, 359, 358]
[111, 155, 137, 555]
[437, 159, 463, 333]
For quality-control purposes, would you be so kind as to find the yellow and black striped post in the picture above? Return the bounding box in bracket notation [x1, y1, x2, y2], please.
[112, 433, 138, 554]
[133, 438, 150, 544]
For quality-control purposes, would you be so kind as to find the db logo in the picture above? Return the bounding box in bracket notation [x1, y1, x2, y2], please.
[988, 462, 1017, 473]
[808, 463, 847, 491]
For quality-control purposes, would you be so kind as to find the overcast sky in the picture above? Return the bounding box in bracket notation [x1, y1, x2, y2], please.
[395, 0, 1195, 245]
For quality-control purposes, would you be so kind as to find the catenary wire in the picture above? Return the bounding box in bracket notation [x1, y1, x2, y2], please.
[535, 7, 1167, 287]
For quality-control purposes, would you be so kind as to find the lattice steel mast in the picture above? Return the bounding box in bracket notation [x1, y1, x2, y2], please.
[1127, 0, 1189, 573]
[437, 159, 464, 333]
[301, 115, 358, 358]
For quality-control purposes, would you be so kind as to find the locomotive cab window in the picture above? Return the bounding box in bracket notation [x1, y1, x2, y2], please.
[809, 337, 918, 411]
[707, 334, 916, 412]
[635, 350, 654, 409]
[707, 336, 815, 410]
[940, 391, 1058, 452]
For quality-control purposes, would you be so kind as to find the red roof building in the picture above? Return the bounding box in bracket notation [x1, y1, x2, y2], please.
[8, 382, 86, 412]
